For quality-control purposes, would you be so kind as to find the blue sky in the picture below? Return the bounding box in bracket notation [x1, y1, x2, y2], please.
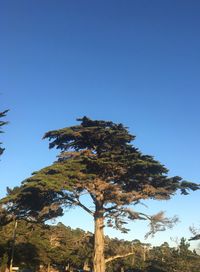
[0, 0, 200, 248]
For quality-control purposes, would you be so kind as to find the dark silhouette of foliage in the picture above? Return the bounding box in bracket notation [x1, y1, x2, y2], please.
[189, 234, 200, 240]
[0, 110, 9, 156]
[189, 225, 200, 241]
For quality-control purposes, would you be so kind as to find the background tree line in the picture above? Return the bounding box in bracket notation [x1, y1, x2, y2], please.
[0, 220, 200, 272]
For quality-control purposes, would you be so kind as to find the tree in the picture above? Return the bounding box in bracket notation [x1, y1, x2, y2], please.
[3, 117, 199, 272]
[0, 110, 9, 156]
[0, 220, 40, 271]
[173, 238, 198, 272]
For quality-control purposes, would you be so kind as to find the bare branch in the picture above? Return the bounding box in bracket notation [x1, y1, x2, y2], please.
[105, 252, 134, 264]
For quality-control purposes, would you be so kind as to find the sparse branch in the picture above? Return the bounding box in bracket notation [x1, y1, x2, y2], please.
[105, 207, 179, 237]
[145, 211, 179, 238]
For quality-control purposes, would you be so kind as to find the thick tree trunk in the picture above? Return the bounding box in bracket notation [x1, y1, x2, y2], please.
[93, 216, 105, 272]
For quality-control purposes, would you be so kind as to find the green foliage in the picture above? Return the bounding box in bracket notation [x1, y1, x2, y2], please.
[147, 238, 200, 272]
[0, 221, 93, 270]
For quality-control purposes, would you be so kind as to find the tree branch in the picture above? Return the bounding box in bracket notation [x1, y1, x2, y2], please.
[76, 199, 94, 216]
[105, 252, 134, 264]
[63, 194, 94, 216]
[104, 205, 118, 212]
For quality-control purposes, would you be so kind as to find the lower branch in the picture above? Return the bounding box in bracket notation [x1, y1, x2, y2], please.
[105, 252, 134, 264]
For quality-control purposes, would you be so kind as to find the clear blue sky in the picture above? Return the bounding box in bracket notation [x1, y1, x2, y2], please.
[0, 0, 200, 248]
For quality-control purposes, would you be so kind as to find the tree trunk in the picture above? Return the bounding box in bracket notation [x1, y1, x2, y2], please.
[93, 216, 105, 272]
